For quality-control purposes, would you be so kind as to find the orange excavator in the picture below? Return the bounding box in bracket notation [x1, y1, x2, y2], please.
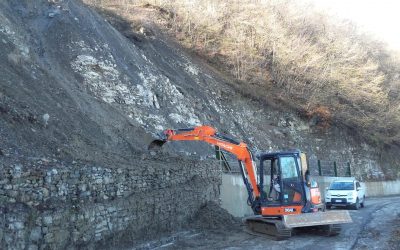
[149, 125, 352, 240]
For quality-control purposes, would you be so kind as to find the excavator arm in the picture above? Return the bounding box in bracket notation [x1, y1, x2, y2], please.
[149, 125, 261, 208]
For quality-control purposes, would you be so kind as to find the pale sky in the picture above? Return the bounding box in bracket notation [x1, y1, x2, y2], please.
[309, 0, 400, 50]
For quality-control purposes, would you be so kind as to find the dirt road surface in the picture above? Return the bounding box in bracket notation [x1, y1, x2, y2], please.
[134, 196, 400, 250]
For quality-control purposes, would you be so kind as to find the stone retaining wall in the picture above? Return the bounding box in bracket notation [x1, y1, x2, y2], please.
[0, 157, 221, 249]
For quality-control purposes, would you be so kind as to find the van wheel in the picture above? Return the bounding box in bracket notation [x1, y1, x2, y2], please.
[360, 196, 365, 208]
[326, 205, 332, 210]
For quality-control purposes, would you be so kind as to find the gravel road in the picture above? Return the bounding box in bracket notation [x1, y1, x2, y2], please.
[137, 196, 400, 250]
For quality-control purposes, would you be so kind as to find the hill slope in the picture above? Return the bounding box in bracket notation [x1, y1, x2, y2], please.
[1, 0, 400, 248]
[0, 0, 399, 178]
[89, 0, 400, 146]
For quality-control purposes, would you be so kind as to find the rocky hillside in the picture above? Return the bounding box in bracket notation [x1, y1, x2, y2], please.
[1, 1, 399, 178]
[0, 0, 156, 167]
[98, 0, 400, 147]
[1, 0, 400, 249]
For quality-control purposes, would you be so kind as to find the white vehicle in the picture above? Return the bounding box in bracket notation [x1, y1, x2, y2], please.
[325, 179, 365, 210]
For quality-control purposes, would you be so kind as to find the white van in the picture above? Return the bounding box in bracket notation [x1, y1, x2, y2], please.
[325, 179, 365, 210]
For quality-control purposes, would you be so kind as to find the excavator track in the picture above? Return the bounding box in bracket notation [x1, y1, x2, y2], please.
[243, 216, 292, 241]
[322, 223, 341, 236]
[243, 214, 345, 240]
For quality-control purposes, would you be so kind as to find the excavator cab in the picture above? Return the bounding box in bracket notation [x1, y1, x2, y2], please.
[261, 152, 304, 205]
[257, 150, 324, 216]
[243, 150, 351, 239]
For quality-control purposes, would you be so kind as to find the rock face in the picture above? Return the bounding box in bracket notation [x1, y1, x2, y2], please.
[0, 0, 399, 249]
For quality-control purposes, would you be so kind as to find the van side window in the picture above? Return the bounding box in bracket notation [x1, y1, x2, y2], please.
[356, 182, 360, 189]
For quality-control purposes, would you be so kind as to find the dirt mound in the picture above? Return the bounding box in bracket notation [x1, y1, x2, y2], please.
[189, 202, 242, 230]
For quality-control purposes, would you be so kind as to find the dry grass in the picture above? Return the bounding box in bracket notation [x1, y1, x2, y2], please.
[86, 0, 400, 145]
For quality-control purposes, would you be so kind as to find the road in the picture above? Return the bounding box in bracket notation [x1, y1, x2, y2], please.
[140, 196, 400, 250]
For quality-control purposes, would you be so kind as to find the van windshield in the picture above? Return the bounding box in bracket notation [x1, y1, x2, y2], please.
[329, 182, 354, 190]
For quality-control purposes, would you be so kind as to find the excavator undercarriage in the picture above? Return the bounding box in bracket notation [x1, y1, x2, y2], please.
[244, 216, 293, 240]
[244, 209, 351, 240]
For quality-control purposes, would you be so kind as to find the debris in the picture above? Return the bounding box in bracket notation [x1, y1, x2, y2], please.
[188, 202, 241, 230]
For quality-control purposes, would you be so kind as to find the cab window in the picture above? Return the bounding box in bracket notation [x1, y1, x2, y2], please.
[261, 159, 272, 196]
[280, 156, 298, 179]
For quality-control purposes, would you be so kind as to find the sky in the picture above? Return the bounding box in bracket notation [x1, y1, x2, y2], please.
[309, 0, 400, 50]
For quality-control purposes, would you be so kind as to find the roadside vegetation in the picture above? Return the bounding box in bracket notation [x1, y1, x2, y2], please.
[86, 0, 400, 146]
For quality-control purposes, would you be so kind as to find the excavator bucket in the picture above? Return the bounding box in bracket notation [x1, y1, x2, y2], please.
[283, 210, 352, 228]
[148, 131, 169, 150]
[148, 139, 167, 150]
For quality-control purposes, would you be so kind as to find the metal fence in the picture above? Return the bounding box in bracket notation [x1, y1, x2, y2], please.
[316, 160, 352, 177]
[215, 147, 242, 173]
[216, 148, 352, 177]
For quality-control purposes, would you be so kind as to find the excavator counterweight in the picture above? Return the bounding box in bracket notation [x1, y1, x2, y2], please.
[149, 125, 352, 240]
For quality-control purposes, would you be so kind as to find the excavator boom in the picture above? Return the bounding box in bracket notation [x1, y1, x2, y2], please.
[149, 126, 260, 200]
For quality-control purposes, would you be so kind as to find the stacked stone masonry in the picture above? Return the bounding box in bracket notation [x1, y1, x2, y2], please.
[0, 157, 221, 249]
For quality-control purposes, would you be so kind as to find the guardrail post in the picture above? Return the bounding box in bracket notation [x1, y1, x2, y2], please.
[334, 161, 338, 177]
[318, 160, 322, 176]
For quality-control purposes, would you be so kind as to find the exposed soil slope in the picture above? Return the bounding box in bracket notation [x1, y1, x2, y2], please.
[0, 1, 398, 175]
[88, 3, 400, 179]
[0, 0, 154, 166]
